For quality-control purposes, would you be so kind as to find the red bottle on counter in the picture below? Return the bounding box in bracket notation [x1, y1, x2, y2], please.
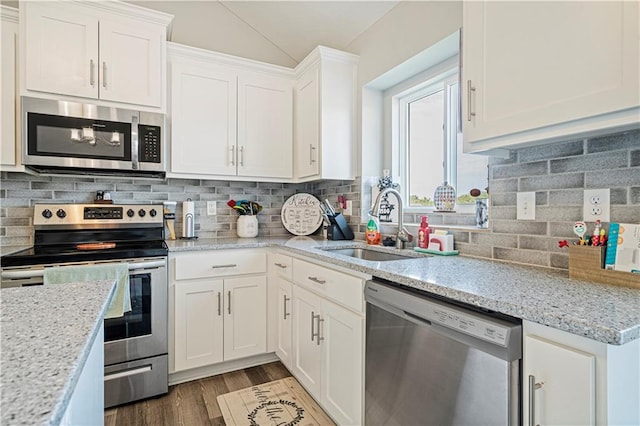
[418, 216, 430, 249]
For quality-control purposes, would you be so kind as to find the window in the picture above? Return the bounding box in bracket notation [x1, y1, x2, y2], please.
[396, 68, 488, 213]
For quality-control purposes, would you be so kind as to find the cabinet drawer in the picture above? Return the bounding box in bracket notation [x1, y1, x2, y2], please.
[174, 250, 266, 280]
[270, 252, 293, 281]
[292, 259, 363, 313]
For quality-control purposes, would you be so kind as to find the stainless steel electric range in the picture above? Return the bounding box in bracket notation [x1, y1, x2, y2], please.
[1, 203, 169, 408]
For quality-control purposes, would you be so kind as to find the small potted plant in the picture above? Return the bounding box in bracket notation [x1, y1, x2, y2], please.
[227, 199, 263, 238]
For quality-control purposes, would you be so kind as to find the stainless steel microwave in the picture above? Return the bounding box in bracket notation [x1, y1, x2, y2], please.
[22, 97, 165, 177]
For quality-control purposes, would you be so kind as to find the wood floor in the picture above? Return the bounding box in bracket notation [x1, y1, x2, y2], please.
[104, 362, 292, 426]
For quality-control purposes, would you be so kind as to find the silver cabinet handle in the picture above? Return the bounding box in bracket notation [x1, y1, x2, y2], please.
[316, 316, 324, 345]
[310, 145, 316, 164]
[467, 80, 476, 121]
[239, 146, 245, 167]
[310, 311, 316, 341]
[274, 263, 288, 269]
[227, 290, 231, 315]
[528, 375, 544, 426]
[283, 295, 290, 320]
[217, 292, 221, 316]
[102, 62, 107, 89]
[308, 276, 326, 285]
[211, 264, 237, 269]
[229, 146, 235, 166]
[90, 59, 96, 87]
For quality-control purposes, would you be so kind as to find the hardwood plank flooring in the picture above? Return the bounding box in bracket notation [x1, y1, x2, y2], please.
[104, 361, 292, 426]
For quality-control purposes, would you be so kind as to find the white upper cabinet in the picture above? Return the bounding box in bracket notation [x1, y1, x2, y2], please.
[463, 1, 640, 153]
[21, 2, 171, 110]
[168, 43, 294, 181]
[170, 60, 238, 176]
[294, 47, 358, 181]
[237, 71, 293, 179]
[1, 6, 22, 171]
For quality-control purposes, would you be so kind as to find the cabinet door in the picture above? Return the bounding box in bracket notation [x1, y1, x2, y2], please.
[98, 19, 163, 107]
[292, 285, 323, 397]
[170, 62, 237, 176]
[322, 300, 363, 426]
[295, 66, 319, 179]
[463, 1, 639, 146]
[525, 335, 595, 426]
[174, 279, 224, 371]
[275, 278, 293, 368]
[223, 276, 267, 361]
[1, 11, 18, 167]
[238, 72, 293, 179]
[25, 3, 99, 99]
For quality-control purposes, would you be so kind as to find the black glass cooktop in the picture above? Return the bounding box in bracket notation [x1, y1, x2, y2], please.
[1, 240, 168, 268]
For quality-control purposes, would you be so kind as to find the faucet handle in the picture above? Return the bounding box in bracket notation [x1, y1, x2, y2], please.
[398, 227, 414, 243]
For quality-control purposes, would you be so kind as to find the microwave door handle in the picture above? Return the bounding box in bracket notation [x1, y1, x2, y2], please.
[131, 115, 139, 170]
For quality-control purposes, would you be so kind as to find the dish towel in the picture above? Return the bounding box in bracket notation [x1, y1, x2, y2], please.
[43, 263, 131, 319]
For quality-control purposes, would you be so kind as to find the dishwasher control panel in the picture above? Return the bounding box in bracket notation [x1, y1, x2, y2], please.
[432, 306, 510, 346]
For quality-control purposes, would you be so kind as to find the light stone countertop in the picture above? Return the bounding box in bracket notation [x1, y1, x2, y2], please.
[0, 280, 115, 426]
[167, 236, 640, 345]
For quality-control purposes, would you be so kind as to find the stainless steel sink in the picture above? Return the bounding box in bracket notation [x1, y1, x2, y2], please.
[326, 247, 414, 262]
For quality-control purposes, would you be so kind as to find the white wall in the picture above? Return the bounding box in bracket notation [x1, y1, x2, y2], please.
[129, 1, 297, 67]
[346, 1, 462, 87]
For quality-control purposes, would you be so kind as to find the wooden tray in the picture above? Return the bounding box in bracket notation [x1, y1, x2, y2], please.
[568, 245, 640, 289]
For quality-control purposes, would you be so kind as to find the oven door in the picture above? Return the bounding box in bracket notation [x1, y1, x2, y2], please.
[104, 258, 167, 366]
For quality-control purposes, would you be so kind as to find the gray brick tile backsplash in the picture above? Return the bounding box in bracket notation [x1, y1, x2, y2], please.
[493, 247, 549, 267]
[492, 161, 547, 179]
[518, 139, 584, 162]
[548, 190, 584, 206]
[550, 151, 628, 173]
[587, 129, 640, 153]
[1, 130, 638, 273]
[585, 168, 640, 188]
[520, 173, 584, 191]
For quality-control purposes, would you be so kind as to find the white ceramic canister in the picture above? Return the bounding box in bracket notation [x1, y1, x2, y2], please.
[237, 215, 258, 238]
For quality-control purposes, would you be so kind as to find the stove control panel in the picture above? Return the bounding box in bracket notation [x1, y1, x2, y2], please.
[34, 204, 164, 227]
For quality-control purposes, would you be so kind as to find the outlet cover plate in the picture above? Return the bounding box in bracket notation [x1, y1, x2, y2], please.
[517, 192, 536, 220]
[207, 201, 216, 216]
[583, 189, 610, 222]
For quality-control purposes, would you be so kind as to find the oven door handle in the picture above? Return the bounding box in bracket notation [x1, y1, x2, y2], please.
[1, 260, 166, 280]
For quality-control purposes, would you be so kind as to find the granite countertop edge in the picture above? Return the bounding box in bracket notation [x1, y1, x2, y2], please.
[165, 237, 640, 346]
[0, 280, 116, 426]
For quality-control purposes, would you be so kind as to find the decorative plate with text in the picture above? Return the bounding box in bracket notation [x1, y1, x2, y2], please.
[281, 193, 323, 236]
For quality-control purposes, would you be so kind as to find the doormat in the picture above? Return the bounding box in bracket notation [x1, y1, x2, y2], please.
[217, 377, 335, 426]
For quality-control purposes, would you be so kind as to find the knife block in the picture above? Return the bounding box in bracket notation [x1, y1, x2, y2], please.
[326, 213, 354, 240]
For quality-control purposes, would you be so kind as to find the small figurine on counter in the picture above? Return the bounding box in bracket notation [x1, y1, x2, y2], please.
[573, 221, 588, 245]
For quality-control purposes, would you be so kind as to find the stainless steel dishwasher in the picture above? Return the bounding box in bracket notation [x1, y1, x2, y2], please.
[365, 279, 522, 426]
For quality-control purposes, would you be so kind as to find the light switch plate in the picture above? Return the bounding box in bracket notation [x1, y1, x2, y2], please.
[344, 200, 353, 216]
[583, 189, 610, 222]
[207, 201, 216, 216]
[517, 192, 536, 220]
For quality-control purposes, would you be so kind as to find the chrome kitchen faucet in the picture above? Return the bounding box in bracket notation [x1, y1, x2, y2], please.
[370, 187, 413, 249]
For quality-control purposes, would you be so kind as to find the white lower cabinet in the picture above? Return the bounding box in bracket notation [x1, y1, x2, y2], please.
[525, 335, 595, 425]
[275, 277, 293, 369]
[289, 262, 365, 426]
[170, 250, 267, 374]
[524, 320, 640, 426]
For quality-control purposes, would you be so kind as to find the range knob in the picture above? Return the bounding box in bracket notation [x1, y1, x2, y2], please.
[138, 209, 146, 217]
[41, 209, 52, 219]
[149, 209, 157, 217]
[56, 209, 66, 219]
[127, 209, 135, 218]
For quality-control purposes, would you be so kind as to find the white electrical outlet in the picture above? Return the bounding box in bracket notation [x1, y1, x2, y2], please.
[583, 189, 610, 222]
[207, 201, 217, 216]
[517, 192, 536, 220]
[344, 200, 353, 216]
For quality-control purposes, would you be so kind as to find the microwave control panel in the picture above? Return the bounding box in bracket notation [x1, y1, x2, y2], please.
[139, 125, 161, 163]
